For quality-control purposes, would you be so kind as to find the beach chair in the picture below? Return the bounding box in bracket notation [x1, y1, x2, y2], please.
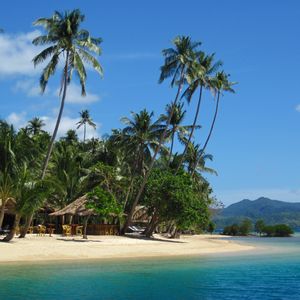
[76, 225, 83, 236]
[37, 225, 46, 236]
[62, 225, 72, 236]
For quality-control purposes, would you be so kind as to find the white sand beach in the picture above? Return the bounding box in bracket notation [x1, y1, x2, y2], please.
[0, 234, 254, 263]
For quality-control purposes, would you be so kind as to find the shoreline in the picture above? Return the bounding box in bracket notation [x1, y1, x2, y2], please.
[0, 234, 255, 264]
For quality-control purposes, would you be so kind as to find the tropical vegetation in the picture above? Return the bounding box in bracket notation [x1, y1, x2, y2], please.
[0, 8, 235, 242]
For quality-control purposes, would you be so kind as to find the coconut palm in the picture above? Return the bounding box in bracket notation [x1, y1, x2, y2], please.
[27, 117, 45, 136]
[176, 52, 222, 172]
[76, 109, 96, 142]
[191, 71, 235, 176]
[32, 9, 103, 179]
[0, 172, 13, 229]
[114, 109, 164, 176]
[121, 36, 201, 234]
[185, 142, 217, 177]
[160, 101, 199, 163]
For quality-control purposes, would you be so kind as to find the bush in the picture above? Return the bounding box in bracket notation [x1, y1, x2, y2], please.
[262, 224, 293, 237]
[239, 219, 252, 236]
[223, 224, 239, 236]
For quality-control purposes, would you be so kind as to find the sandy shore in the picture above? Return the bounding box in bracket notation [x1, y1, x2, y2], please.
[0, 234, 254, 263]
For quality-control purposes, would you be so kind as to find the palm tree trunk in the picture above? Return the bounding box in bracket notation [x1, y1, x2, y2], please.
[192, 91, 220, 176]
[120, 68, 185, 235]
[19, 214, 33, 238]
[2, 214, 21, 242]
[144, 211, 159, 238]
[176, 85, 203, 172]
[84, 123, 86, 142]
[168, 127, 175, 164]
[21, 53, 70, 239]
[0, 200, 7, 229]
[41, 50, 70, 180]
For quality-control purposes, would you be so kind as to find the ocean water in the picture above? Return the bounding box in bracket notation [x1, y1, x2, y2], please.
[1, 236, 300, 300]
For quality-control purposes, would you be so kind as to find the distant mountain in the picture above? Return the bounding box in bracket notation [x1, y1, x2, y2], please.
[213, 197, 300, 229]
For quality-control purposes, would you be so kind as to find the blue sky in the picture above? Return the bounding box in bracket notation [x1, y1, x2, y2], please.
[1, 0, 300, 206]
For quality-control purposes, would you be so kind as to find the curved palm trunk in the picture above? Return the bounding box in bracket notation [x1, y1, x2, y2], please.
[0, 200, 7, 229]
[2, 214, 21, 242]
[41, 51, 70, 180]
[176, 85, 203, 173]
[168, 127, 176, 164]
[192, 91, 220, 176]
[21, 52, 70, 239]
[19, 214, 33, 238]
[121, 69, 185, 235]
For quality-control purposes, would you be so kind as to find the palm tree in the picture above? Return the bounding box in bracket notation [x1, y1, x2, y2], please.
[185, 142, 217, 177]
[27, 117, 45, 136]
[176, 52, 222, 172]
[2, 164, 48, 242]
[64, 129, 79, 144]
[192, 71, 235, 175]
[112, 109, 164, 177]
[0, 172, 13, 229]
[76, 109, 96, 142]
[32, 9, 103, 180]
[160, 101, 199, 163]
[121, 36, 201, 234]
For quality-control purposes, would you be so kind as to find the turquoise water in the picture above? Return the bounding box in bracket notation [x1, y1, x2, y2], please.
[1, 236, 300, 299]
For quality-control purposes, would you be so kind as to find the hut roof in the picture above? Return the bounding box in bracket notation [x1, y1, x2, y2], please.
[49, 195, 95, 217]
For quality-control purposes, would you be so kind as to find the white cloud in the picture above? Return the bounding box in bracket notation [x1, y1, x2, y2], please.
[6, 112, 27, 128]
[6, 111, 100, 140]
[54, 83, 100, 104]
[296, 104, 300, 112]
[41, 115, 100, 140]
[214, 188, 300, 207]
[0, 30, 43, 76]
[14, 79, 44, 97]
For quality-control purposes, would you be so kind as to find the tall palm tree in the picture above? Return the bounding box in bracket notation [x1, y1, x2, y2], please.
[192, 71, 235, 175]
[76, 109, 96, 142]
[32, 9, 103, 180]
[27, 117, 45, 136]
[121, 36, 201, 234]
[176, 52, 222, 172]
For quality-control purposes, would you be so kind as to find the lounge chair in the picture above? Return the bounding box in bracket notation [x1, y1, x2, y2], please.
[128, 226, 144, 233]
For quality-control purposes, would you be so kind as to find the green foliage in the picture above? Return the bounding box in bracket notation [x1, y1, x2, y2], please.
[255, 219, 265, 236]
[223, 223, 239, 236]
[239, 218, 252, 236]
[143, 169, 211, 230]
[207, 221, 216, 234]
[262, 224, 293, 237]
[86, 186, 122, 217]
[222, 218, 252, 236]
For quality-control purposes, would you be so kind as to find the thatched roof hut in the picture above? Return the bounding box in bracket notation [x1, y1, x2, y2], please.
[49, 195, 95, 217]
